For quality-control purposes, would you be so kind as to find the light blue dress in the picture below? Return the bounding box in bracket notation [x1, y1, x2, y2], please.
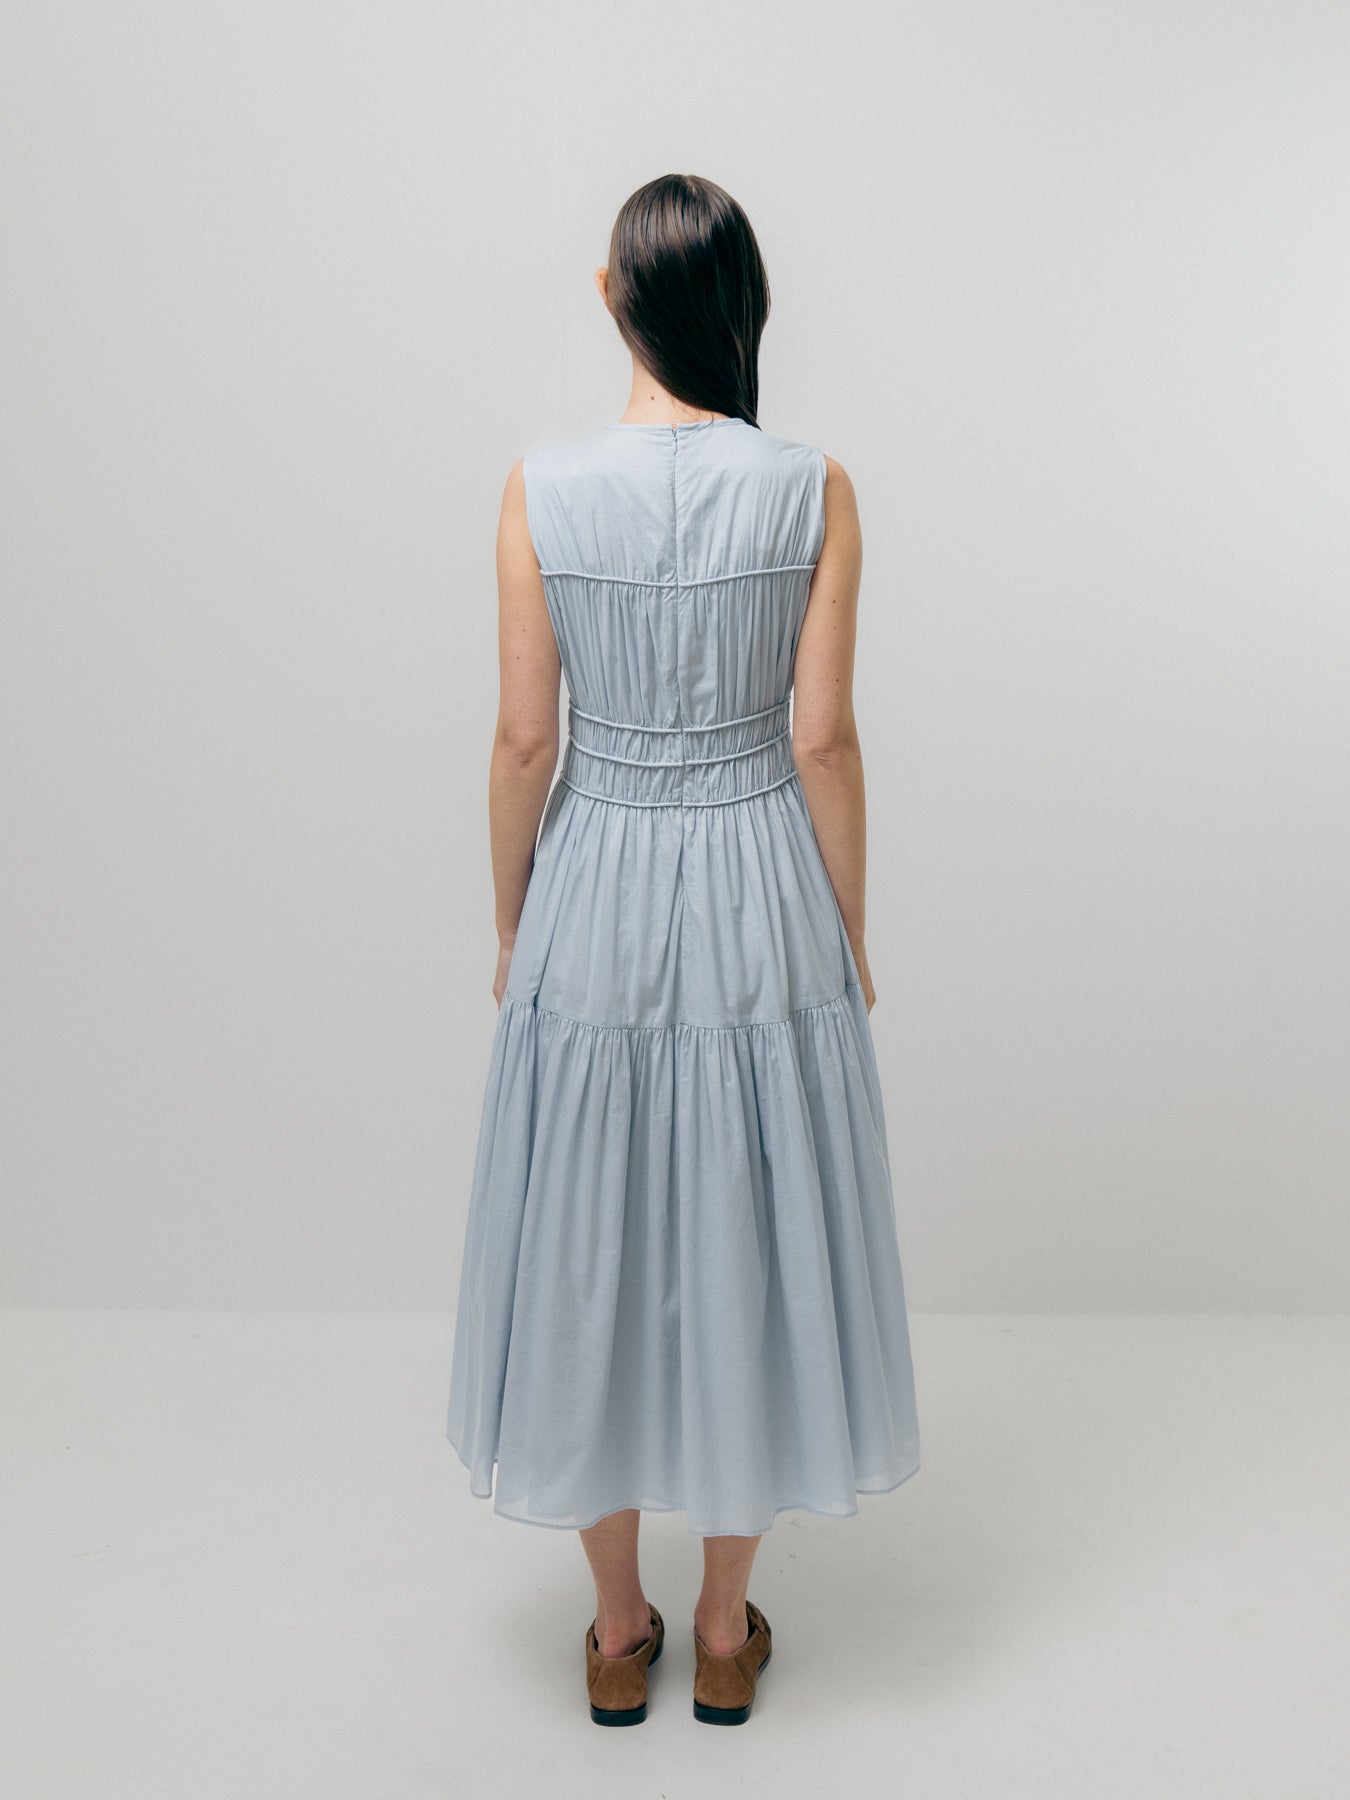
[446, 417, 920, 1536]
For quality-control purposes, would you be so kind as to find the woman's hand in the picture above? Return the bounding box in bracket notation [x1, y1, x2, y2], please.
[850, 936, 877, 1013]
[493, 933, 516, 1008]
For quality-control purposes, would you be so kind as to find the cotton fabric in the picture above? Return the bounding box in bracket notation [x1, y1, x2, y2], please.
[446, 417, 920, 1535]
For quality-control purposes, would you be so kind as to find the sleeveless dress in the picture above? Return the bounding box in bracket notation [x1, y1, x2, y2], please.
[445, 416, 921, 1536]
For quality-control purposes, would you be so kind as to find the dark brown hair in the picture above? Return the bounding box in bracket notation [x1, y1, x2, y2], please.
[605, 174, 771, 428]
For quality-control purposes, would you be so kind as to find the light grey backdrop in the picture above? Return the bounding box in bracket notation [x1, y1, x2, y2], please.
[2, 2, 1346, 1308]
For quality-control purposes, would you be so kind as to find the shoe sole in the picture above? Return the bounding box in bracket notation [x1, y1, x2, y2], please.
[589, 1636, 663, 1725]
[692, 1647, 771, 1725]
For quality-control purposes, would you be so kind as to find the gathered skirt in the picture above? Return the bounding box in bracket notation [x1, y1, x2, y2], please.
[445, 762, 921, 1537]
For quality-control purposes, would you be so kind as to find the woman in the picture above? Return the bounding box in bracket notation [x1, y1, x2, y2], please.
[446, 173, 920, 1726]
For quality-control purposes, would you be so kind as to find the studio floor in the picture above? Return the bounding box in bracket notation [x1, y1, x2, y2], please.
[2, 1311, 1345, 1799]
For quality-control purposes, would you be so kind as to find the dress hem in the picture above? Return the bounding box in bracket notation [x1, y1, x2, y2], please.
[446, 1430, 920, 1538]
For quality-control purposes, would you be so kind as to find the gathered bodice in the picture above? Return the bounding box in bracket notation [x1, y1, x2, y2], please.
[521, 418, 826, 809]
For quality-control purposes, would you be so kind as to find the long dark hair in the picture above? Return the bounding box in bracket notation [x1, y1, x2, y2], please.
[605, 174, 770, 429]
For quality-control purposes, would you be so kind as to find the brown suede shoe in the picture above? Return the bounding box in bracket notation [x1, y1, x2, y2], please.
[692, 1599, 772, 1724]
[585, 1602, 664, 1725]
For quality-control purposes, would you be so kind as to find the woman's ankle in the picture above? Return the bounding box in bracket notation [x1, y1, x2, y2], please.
[593, 1604, 652, 1657]
[693, 1600, 750, 1655]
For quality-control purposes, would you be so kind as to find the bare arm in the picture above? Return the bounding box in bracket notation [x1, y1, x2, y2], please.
[489, 459, 561, 1003]
[790, 454, 877, 1010]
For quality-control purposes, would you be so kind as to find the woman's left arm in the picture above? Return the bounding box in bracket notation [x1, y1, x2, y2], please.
[489, 459, 561, 1005]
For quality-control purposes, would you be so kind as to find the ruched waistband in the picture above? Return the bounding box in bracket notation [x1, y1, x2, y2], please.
[559, 696, 797, 807]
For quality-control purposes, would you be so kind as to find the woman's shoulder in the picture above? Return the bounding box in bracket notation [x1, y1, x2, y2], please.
[515, 419, 841, 540]
[519, 417, 831, 464]
[518, 424, 608, 483]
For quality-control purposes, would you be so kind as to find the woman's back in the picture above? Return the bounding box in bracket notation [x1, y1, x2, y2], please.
[523, 417, 823, 736]
[509, 416, 857, 1030]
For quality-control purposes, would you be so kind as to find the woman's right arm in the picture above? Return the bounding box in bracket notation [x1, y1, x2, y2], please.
[790, 455, 877, 1011]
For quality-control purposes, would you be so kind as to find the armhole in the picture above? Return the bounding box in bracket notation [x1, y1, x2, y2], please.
[808, 448, 827, 565]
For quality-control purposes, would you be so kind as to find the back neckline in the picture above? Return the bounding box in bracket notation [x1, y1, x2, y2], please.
[606, 418, 745, 432]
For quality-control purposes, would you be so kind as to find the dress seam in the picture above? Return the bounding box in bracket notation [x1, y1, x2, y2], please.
[539, 562, 818, 587]
[569, 696, 789, 733]
[500, 980, 861, 1036]
[557, 768, 799, 808]
[567, 728, 789, 770]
